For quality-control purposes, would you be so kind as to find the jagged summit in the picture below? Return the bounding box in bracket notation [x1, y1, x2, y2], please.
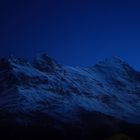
[32, 53, 61, 73]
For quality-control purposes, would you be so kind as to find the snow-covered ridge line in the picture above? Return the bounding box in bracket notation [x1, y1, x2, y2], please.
[0, 53, 140, 125]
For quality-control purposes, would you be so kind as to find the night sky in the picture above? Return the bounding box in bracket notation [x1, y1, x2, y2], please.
[1, 0, 140, 70]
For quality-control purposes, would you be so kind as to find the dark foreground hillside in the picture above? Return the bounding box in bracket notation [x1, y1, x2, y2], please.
[0, 110, 139, 140]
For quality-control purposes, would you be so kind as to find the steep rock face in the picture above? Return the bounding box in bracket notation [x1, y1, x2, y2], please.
[0, 54, 140, 139]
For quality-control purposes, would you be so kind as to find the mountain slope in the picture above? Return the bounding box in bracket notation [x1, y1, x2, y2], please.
[0, 54, 140, 139]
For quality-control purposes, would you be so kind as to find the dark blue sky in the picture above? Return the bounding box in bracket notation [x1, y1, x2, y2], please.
[1, 0, 140, 70]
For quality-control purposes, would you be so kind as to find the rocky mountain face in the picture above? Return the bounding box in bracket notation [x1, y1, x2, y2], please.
[0, 54, 140, 140]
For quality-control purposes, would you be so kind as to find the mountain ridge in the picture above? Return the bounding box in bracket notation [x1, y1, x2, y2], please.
[0, 54, 140, 139]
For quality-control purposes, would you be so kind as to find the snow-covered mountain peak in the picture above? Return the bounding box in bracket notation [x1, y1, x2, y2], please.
[103, 56, 124, 63]
[33, 53, 62, 73]
[94, 57, 129, 68]
[91, 57, 136, 77]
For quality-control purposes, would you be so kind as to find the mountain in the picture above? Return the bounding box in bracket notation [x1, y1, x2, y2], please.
[0, 54, 140, 140]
